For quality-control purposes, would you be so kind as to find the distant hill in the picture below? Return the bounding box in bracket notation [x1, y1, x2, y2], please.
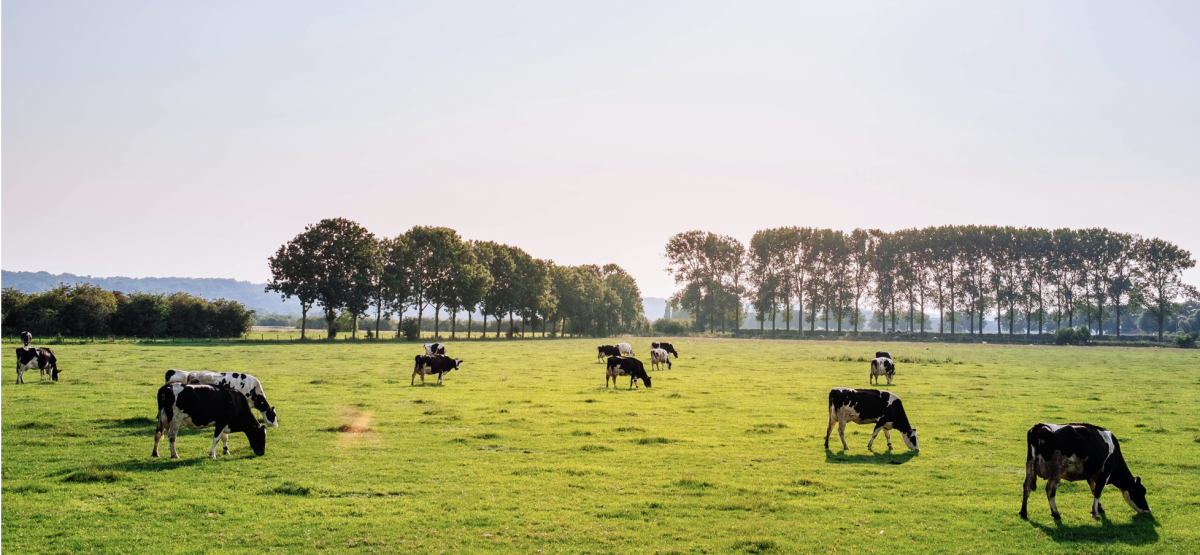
[3, 270, 666, 320]
[1, 270, 304, 316]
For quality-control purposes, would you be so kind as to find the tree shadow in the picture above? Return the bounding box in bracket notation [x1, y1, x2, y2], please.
[824, 449, 918, 465]
[1029, 513, 1159, 545]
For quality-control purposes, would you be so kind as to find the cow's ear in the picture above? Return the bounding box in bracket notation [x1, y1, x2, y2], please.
[1135, 476, 1142, 484]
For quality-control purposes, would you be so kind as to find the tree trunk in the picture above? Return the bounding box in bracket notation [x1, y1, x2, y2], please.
[375, 303, 382, 339]
[451, 309, 458, 338]
[351, 314, 358, 339]
[509, 311, 514, 338]
[301, 305, 308, 340]
[434, 305, 441, 339]
[325, 309, 338, 340]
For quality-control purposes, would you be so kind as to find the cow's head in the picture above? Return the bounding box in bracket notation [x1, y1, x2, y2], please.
[641, 375, 651, 388]
[51, 367, 61, 381]
[263, 406, 279, 427]
[246, 425, 267, 456]
[1122, 477, 1151, 514]
[21, 331, 32, 346]
[901, 428, 919, 451]
[452, 359, 463, 370]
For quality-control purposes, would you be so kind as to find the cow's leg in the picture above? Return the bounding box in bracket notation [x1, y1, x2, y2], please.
[168, 427, 180, 459]
[16, 367, 24, 384]
[824, 409, 835, 449]
[867, 426, 881, 450]
[210, 427, 225, 459]
[883, 428, 893, 450]
[153, 419, 166, 457]
[411, 370, 416, 386]
[1020, 464, 1036, 519]
[838, 420, 849, 450]
[221, 430, 230, 455]
[1088, 479, 1106, 518]
[1046, 478, 1062, 519]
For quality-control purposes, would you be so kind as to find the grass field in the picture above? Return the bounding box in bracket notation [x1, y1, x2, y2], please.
[3, 338, 1198, 554]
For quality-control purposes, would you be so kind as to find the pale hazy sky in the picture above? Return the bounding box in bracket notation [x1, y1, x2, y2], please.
[4, 1, 1198, 298]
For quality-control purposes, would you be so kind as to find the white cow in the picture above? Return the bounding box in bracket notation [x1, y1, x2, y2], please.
[616, 342, 635, 357]
[650, 348, 672, 371]
[870, 357, 895, 385]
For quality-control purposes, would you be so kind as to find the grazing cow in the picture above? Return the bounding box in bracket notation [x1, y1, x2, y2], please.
[616, 342, 634, 357]
[650, 348, 672, 371]
[597, 345, 622, 361]
[412, 355, 462, 385]
[606, 356, 651, 389]
[825, 387, 918, 452]
[21, 331, 32, 347]
[15, 347, 60, 384]
[1021, 423, 1151, 520]
[168, 370, 278, 427]
[869, 357, 895, 385]
[153, 383, 266, 459]
[652, 342, 680, 358]
[424, 343, 446, 356]
[875, 351, 892, 359]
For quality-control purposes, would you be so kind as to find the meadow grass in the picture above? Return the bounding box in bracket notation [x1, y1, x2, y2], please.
[3, 338, 1198, 553]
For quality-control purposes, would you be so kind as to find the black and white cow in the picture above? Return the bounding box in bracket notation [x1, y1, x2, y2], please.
[21, 331, 32, 347]
[165, 370, 278, 427]
[652, 342, 680, 358]
[15, 347, 59, 384]
[650, 348, 672, 371]
[153, 383, 266, 459]
[606, 356, 651, 389]
[875, 351, 892, 359]
[825, 387, 918, 452]
[869, 357, 895, 385]
[412, 355, 462, 385]
[597, 345, 622, 361]
[424, 343, 446, 356]
[1020, 423, 1151, 520]
[616, 342, 634, 357]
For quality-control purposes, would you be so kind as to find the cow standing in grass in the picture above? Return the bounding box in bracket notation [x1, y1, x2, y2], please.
[825, 387, 918, 452]
[1020, 423, 1151, 520]
[597, 345, 621, 361]
[15, 347, 59, 384]
[652, 342, 680, 358]
[616, 342, 635, 357]
[869, 357, 895, 385]
[424, 343, 446, 356]
[650, 348, 672, 371]
[163, 370, 278, 426]
[606, 356, 651, 389]
[154, 383, 266, 459]
[412, 355, 462, 385]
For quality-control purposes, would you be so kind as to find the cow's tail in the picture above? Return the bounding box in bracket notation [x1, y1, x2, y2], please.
[156, 386, 174, 425]
[827, 393, 837, 426]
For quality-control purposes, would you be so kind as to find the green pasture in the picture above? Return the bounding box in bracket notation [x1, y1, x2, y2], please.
[3, 339, 1198, 553]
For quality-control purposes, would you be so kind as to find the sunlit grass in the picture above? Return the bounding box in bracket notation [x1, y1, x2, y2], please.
[3, 338, 1198, 553]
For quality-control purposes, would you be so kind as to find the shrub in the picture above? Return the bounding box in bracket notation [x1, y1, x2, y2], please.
[1075, 325, 1092, 344]
[1175, 332, 1198, 349]
[1054, 326, 1076, 345]
[652, 318, 689, 335]
[400, 317, 421, 341]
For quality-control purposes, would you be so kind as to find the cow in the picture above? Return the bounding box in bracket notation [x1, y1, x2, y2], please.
[153, 383, 266, 459]
[606, 356, 651, 389]
[1020, 423, 1151, 520]
[870, 357, 895, 385]
[825, 387, 918, 452]
[616, 342, 635, 357]
[650, 348, 672, 371]
[652, 342, 680, 358]
[875, 351, 892, 359]
[412, 355, 462, 385]
[166, 370, 278, 427]
[597, 345, 622, 361]
[424, 343, 446, 356]
[15, 347, 59, 384]
[21, 331, 32, 347]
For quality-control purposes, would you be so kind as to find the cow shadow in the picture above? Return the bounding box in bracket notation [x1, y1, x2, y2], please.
[1029, 513, 1158, 545]
[824, 449, 918, 465]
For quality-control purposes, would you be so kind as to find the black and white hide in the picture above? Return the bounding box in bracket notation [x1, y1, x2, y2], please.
[167, 370, 278, 427]
[825, 387, 918, 452]
[15, 347, 59, 384]
[1020, 423, 1151, 520]
[616, 342, 635, 357]
[650, 348, 672, 371]
[869, 357, 895, 385]
[606, 356, 651, 389]
[597, 345, 622, 361]
[424, 343, 446, 356]
[412, 355, 462, 385]
[153, 384, 266, 459]
[652, 342, 680, 358]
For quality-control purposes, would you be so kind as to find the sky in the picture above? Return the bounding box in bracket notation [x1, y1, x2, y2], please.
[4, 1, 1199, 299]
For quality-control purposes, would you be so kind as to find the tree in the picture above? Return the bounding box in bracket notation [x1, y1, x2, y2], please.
[296, 218, 377, 339]
[1134, 238, 1198, 341]
[474, 241, 517, 338]
[404, 226, 469, 337]
[266, 229, 322, 339]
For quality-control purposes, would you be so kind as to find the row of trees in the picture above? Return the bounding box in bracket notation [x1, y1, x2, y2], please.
[266, 219, 647, 339]
[665, 226, 1197, 340]
[1, 284, 256, 338]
